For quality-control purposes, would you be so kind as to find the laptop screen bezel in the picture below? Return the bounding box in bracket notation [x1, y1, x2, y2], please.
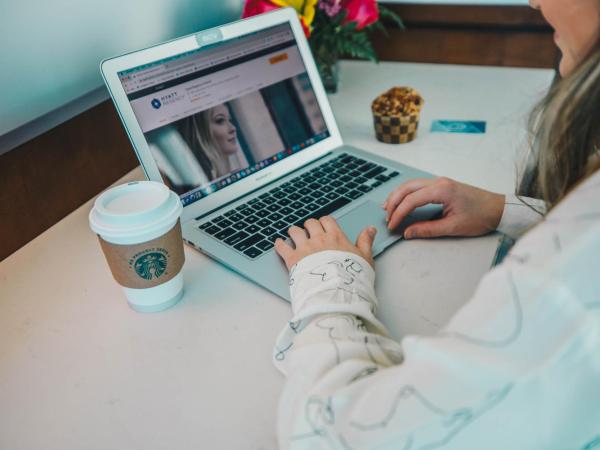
[100, 7, 343, 223]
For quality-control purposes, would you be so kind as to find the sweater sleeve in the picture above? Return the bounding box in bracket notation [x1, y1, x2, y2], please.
[273, 195, 600, 449]
[496, 194, 546, 239]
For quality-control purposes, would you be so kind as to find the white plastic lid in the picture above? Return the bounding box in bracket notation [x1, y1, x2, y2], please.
[89, 181, 183, 245]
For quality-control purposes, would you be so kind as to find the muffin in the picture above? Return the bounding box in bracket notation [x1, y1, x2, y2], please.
[371, 87, 424, 144]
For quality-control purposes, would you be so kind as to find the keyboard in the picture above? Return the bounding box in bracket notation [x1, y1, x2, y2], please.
[196, 153, 399, 259]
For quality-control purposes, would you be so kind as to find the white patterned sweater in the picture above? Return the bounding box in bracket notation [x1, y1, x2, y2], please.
[273, 170, 600, 450]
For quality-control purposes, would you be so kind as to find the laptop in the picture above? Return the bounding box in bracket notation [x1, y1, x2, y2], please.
[100, 7, 440, 301]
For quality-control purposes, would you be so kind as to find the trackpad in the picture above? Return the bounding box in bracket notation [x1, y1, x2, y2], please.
[337, 200, 442, 256]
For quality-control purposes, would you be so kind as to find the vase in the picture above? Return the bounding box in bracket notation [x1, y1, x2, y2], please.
[317, 59, 339, 94]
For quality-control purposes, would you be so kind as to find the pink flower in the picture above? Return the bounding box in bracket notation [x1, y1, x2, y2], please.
[319, 0, 342, 17]
[242, 0, 281, 18]
[242, 0, 315, 37]
[341, 0, 379, 30]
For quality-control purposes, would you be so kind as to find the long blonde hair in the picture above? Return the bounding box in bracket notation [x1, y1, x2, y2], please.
[193, 107, 232, 179]
[519, 43, 600, 208]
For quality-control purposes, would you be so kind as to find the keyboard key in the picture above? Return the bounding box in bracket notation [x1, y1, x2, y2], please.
[272, 220, 288, 230]
[349, 170, 361, 177]
[389, 171, 400, 178]
[269, 212, 283, 221]
[224, 231, 249, 246]
[280, 207, 293, 215]
[340, 175, 352, 182]
[288, 193, 301, 200]
[311, 190, 325, 198]
[278, 198, 291, 206]
[224, 210, 237, 217]
[273, 191, 286, 199]
[316, 197, 329, 206]
[311, 197, 351, 218]
[283, 186, 296, 194]
[246, 224, 260, 234]
[261, 197, 276, 205]
[284, 214, 299, 224]
[293, 180, 307, 188]
[299, 187, 312, 196]
[375, 174, 389, 182]
[267, 204, 281, 213]
[234, 233, 265, 252]
[290, 201, 303, 209]
[347, 190, 363, 199]
[245, 215, 259, 224]
[199, 221, 212, 230]
[364, 166, 387, 178]
[248, 198, 260, 205]
[218, 219, 233, 228]
[228, 213, 244, 222]
[205, 225, 221, 235]
[215, 227, 235, 240]
[330, 180, 343, 187]
[240, 208, 255, 217]
[303, 175, 316, 183]
[358, 185, 373, 193]
[258, 192, 271, 199]
[212, 215, 226, 223]
[296, 208, 309, 217]
[321, 185, 334, 193]
[255, 209, 270, 218]
[244, 247, 263, 259]
[325, 192, 338, 200]
[232, 221, 247, 230]
[257, 218, 271, 228]
[300, 195, 314, 204]
[236, 203, 249, 210]
[372, 181, 383, 188]
[335, 186, 349, 194]
[256, 240, 274, 251]
[306, 203, 319, 211]
[346, 181, 358, 189]
[267, 233, 281, 243]
[355, 176, 368, 184]
[262, 226, 277, 236]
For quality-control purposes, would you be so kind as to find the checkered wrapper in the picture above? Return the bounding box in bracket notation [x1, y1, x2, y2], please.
[371, 87, 424, 144]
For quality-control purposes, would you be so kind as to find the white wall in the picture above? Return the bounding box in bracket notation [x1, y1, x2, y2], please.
[0, 0, 244, 152]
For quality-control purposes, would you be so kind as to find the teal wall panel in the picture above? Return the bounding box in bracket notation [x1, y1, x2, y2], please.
[0, 0, 244, 138]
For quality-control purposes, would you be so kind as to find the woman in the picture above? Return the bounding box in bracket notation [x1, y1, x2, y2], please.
[272, 0, 600, 448]
[178, 103, 249, 182]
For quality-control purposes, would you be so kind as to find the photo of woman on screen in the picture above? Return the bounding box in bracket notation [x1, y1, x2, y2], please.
[178, 103, 248, 181]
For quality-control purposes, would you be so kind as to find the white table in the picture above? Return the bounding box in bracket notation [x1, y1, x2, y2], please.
[0, 61, 554, 450]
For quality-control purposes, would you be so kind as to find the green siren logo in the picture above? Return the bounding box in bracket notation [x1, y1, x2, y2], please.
[133, 251, 168, 280]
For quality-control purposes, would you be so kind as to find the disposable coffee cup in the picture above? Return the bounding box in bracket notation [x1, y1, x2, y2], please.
[89, 181, 185, 312]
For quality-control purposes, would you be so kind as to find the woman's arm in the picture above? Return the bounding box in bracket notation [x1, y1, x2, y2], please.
[383, 178, 546, 240]
[274, 210, 600, 449]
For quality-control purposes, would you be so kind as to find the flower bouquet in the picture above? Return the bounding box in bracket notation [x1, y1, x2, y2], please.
[242, 0, 403, 93]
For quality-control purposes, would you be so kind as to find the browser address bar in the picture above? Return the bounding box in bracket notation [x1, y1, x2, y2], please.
[137, 31, 292, 84]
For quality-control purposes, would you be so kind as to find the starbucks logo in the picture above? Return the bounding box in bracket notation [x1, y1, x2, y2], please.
[134, 252, 167, 280]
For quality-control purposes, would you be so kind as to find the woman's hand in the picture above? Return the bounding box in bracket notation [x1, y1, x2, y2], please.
[384, 177, 505, 239]
[274, 217, 377, 271]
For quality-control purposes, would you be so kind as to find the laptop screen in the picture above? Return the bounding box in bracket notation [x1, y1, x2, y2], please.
[118, 23, 329, 207]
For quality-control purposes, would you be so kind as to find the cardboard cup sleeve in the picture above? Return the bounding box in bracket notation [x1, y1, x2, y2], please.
[98, 221, 185, 289]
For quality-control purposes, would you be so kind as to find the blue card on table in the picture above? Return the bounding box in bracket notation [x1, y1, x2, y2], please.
[431, 120, 486, 134]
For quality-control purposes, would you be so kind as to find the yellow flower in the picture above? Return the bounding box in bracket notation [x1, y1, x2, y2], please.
[270, 0, 318, 28]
